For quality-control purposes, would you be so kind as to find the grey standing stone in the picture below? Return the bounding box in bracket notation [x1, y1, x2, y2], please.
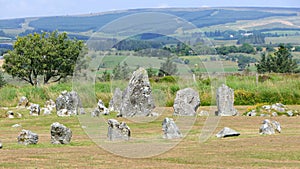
[108, 88, 122, 113]
[162, 117, 182, 139]
[0, 141, 2, 149]
[259, 119, 281, 135]
[17, 129, 38, 145]
[17, 96, 29, 107]
[56, 90, 85, 116]
[50, 122, 72, 144]
[216, 127, 240, 138]
[118, 67, 155, 117]
[216, 84, 238, 116]
[173, 88, 200, 116]
[29, 104, 40, 116]
[107, 119, 130, 141]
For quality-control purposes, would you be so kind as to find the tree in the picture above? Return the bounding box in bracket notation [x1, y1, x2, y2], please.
[158, 57, 178, 76]
[256, 45, 298, 73]
[112, 62, 130, 80]
[3, 31, 86, 86]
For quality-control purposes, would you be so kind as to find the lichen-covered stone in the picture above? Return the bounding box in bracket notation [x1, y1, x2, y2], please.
[107, 119, 130, 141]
[216, 84, 238, 116]
[118, 68, 155, 117]
[173, 88, 200, 116]
[162, 117, 182, 139]
[17, 129, 38, 145]
[56, 90, 85, 116]
[50, 122, 72, 144]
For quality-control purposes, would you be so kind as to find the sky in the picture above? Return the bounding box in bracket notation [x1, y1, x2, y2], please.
[0, 0, 300, 19]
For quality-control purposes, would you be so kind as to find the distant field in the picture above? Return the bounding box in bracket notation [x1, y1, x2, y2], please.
[265, 36, 300, 45]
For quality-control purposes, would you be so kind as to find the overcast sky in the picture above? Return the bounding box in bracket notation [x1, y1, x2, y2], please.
[0, 0, 300, 19]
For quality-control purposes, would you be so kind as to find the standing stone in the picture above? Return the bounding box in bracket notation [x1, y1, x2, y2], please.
[0, 141, 2, 149]
[108, 88, 122, 113]
[216, 127, 240, 138]
[55, 90, 85, 116]
[17, 129, 39, 145]
[118, 67, 155, 117]
[50, 122, 72, 144]
[17, 96, 29, 107]
[173, 88, 200, 116]
[91, 99, 109, 117]
[107, 119, 130, 141]
[29, 104, 40, 116]
[162, 117, 182, 139]
[216, 84, 238, 116]
[259, 119, 281, 135]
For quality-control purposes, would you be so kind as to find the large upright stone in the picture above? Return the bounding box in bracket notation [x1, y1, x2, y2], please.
[162, 117, 182, 139]
[108, 88, 122, 113]
[55, 90, 85, 116]
[107, 119, 130, 141]
[118, 67, 155, 117]
[50, 122, 72, 144]
[173, 88, 200, 116]
[17, 129, 39, 145]
[216, 84, 238, 116]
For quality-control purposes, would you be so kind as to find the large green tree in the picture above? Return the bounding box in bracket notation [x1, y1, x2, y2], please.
[256, 45, 298, 73]
[3, 31, 86, 86]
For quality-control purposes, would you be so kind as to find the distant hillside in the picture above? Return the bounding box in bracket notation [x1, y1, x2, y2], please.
[0, 7, 298, 32]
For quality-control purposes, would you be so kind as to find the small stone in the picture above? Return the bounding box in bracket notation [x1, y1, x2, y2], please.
[246, 110, 257, 116]
[287, 110, 293, 117]
[42, 108, 52, 115]
[17, 129, 39, 145]
[12, 124, 21, 128]
[29, 104, 40, 116]
[216, 127, 240, 138]
[51, 122, 72, 144]
[162, 117, 182, 139]
[44, 99, 56, 111]
[0, 141, 2, 149]
[7, 111, 14, 118]
[107, 119, 130, 141]
[272, 112, 278, 117]
[199, 110, 209, 116]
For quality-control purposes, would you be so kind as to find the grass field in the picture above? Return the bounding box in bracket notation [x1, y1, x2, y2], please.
[0, 106, 300, 168]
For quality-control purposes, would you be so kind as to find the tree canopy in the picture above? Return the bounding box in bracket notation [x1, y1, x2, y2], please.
[3, 31, 86, 86]
[256, 45, 298, 73]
